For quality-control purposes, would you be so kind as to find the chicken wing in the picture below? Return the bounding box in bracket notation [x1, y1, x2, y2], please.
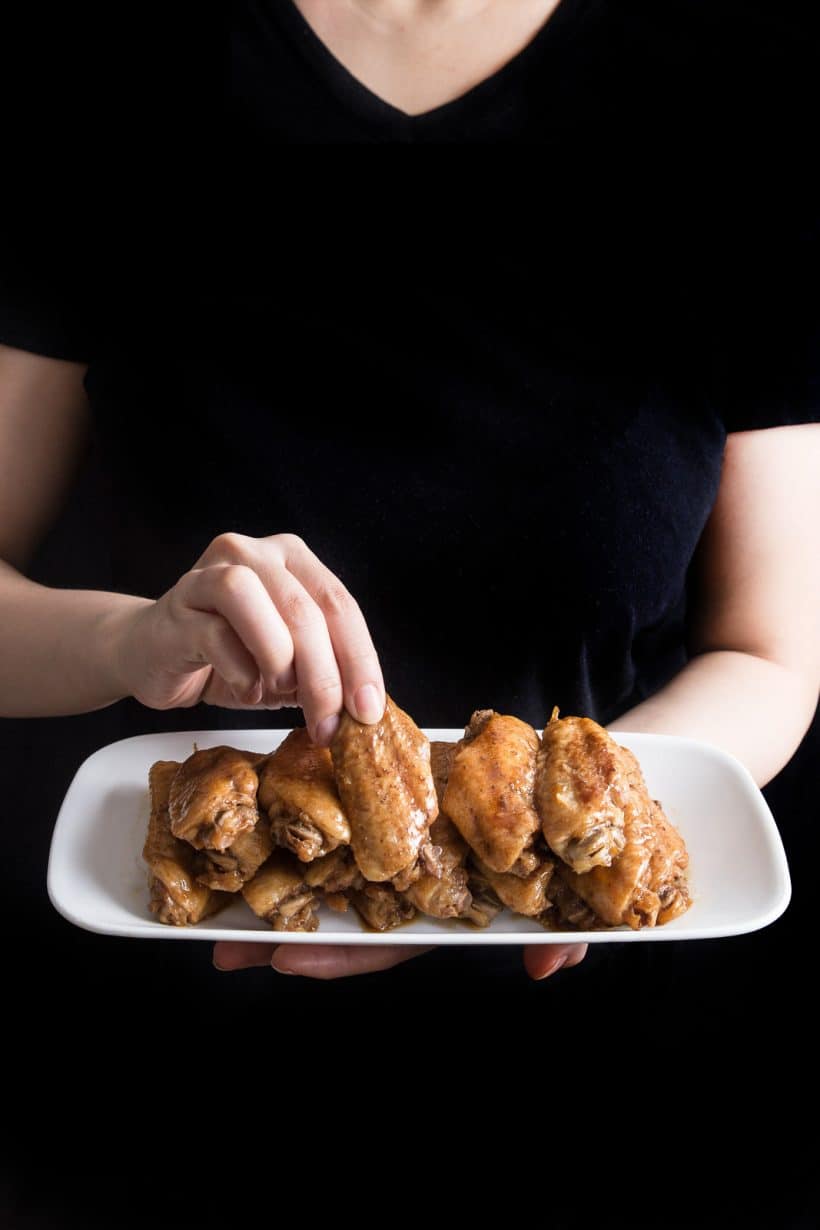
[331, 695, 439, 885]
[143, 760, 230, 925]
[558, 748, 690, 928]
[646, 800, 691, 925]
[258, 728, 351, 862]
[169, 746, 263, 852]
[546, 874, 600, 930]
[304, 847, 364, 914]
[241, 851, 320, 932]
[195, 821, 274, 892]
[304, 846, 363, 892]
[463, 880, 504, 928]
[535, 710, 629, 873]
[404, 742, 472, 919]
[442, 710, 541, 875]
[469, 854, 555, 917]
[350, 884, 416, 932]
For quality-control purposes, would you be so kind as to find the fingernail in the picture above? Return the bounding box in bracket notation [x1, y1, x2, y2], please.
[354, 683, 384, 724]
[537, 955, 567, 980]
[315, 713, 341, 746]
[213, 957, 229, 972]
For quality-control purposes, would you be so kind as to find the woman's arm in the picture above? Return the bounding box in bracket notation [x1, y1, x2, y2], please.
[609, 424, 820, 786]
[0, 344, 141, 715]
[0, 344, 386, 739]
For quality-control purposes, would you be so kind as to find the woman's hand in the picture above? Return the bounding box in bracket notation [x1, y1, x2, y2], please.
[110, 532, 385, 744]
[212, 941, 588, 981]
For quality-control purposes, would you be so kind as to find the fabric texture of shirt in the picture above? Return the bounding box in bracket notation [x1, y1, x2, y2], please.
[0, 0, 817, 736]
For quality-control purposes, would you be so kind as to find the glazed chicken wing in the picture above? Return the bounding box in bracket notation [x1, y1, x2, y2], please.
[535, 710, 629, 873]
[304, 846, 364, 893]
[143, 761, 229, 925]
[331, 695, 439, 885]
[558, 748, 690, 928]
[443, 710, 541, 875]
[303, 847, 364, 913]
[470, 854, 555, 917]
[404, 742, 472, 919]
[350, 884, 416, 932]
[258, 729, 351, 862]
[169, 746, 262, 851]
[195, 821, 274, 892]
[546, 874, 600, 930]
[241, 851, 320, 932]
[463, 881, 504, 928]
[645, 800, 691, 924]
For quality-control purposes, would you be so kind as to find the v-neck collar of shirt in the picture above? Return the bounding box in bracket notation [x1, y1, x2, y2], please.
[270, 0, 590, 137]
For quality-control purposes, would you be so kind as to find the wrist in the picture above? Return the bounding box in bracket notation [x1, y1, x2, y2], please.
[96, 595, 154, 702]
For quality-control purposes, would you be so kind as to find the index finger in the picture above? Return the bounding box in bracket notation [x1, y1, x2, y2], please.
[280, 539, 385, 728]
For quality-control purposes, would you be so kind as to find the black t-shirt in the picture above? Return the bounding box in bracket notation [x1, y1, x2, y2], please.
[1, 0, 817, 735]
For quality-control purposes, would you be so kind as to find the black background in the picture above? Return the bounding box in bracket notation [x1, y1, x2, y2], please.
[1, 3, 818, 1225]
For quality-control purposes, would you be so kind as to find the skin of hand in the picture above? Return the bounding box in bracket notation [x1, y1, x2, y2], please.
[212, 939, 589, 980]
[108, 531, 386, 746]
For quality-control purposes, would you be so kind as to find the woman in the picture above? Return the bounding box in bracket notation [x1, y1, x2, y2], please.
[1, 0, 817, 989]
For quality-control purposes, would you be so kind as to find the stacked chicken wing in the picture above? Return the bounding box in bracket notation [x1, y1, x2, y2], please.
[143, 698, 690, 932]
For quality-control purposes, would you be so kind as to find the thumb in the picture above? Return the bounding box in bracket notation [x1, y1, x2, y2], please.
[523, 943, 588, 980]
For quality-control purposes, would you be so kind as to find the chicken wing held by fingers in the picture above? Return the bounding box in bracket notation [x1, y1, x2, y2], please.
[169, 746, 263, 852]
[258, 728, 351, 862]
[535, 710, 628, 873]
[442, 710, 541, 874]
[241, 851, 320, 932]
[331, 695, 439, 885]
[143, 760, 230, 926]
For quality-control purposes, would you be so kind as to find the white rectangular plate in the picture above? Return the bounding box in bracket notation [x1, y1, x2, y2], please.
[47, 728, 790, 945]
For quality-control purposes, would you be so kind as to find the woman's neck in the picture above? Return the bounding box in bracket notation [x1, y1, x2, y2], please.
[348, 0, 496, 27]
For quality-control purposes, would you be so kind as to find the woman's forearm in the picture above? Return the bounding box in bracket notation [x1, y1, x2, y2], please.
[608, 650, 819, 787]
[0, 560, 150, 716]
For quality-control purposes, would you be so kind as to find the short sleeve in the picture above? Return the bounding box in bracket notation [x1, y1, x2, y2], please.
[710, 221, 820, 433]
[0, 257, 96, 363]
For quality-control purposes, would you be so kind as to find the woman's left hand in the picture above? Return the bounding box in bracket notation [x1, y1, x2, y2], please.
[212, 941, 588, 981]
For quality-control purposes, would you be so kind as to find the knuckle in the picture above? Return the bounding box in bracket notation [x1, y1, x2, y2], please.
[209, 531, 250, 562]
[315, 581, 354, 619]
[214, 563, 254, 601]
[280, 588, 318, 627]
[273, 532, 306, 556]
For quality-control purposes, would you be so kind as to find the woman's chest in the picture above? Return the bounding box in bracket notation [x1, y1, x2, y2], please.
[87, 269, 724, 629]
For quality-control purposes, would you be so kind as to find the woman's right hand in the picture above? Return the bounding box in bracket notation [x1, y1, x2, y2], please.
[110, 532, 385, 745]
